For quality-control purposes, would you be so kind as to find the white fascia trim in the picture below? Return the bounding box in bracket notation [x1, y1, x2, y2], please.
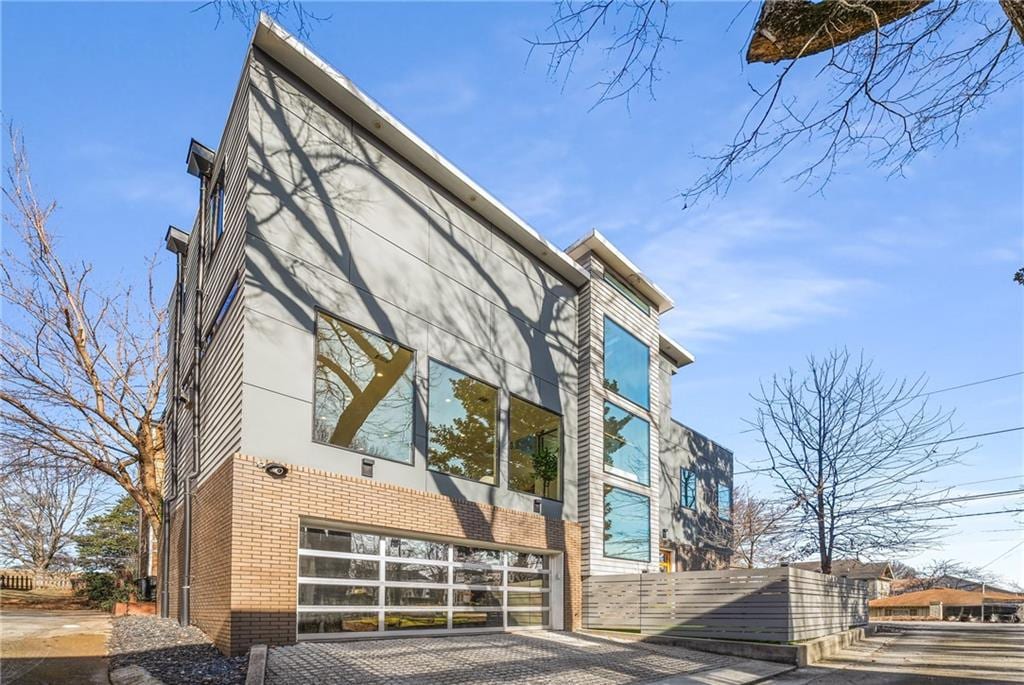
[251, 15, 589, 289]
[565, 229, 675, 314]
[659, 331, 695, 368]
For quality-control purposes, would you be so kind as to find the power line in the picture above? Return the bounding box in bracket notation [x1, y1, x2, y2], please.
[956, 474, 1024, 488]
[734, 426, 1024, 476]
[843, 489, 1024, 516]
[977, 540, 1024, 571]
[905, 508, 1024, 522]
[915, 371, 1024, 398]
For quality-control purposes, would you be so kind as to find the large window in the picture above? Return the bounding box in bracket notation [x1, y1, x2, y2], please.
[603, 401, 650, 485]
[509, 397, 562, 500]
[603, 317, 650, 409]
[718, 484, 732, 520]
[603, 486, 650, 561]
[313, 312, 415, 463]
[427, 361, 498, 484]
[297, 525, 551, 637]
[680, 468, 697, 509]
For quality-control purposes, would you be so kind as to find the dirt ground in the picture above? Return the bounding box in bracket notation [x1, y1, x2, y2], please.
[1, 601, 110, 685]
[1, 589, 90, 610]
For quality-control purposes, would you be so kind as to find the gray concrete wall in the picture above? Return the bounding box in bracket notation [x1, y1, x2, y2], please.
[658, 372, 733, 569]
[238, 49, 579, 521]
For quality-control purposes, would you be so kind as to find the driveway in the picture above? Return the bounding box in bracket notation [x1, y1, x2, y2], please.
[0, 609, 111, 684]
[764, 622, 1024, 684]
[267, 631, 794, 684]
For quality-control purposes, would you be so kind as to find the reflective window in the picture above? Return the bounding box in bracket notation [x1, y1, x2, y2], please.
[298, 612, 376, 634]
[300, 528, 378, 555]
[313, 312, 415, 463]
[454, 568, 501, 586]
[603, 402, 650, 485]
[604, 272, 650, 314]
[680, 468, 697, 509]
[718, 484, 732, 520]
[388, 538, 447, 560]
[508, 553, 547, 570]
[299, 556, 378, 581]
[385, 587, 447, 607]
[507, 572, 548, 589]
[298, 584, 378, 606]
[453, 590, 501, 607]
[454, 546, 501, 565]
[427, 362, 498, 484]
[603, 485, 651, 561]
[385, 612, 447, 631]
[603, 317, 649, 408]
[507, 592, 545, 607]
[509, 397, 562, 500]
[453, 611, 502, 629]
[386, 563, 447, 584]
[508, 612, 546, 627]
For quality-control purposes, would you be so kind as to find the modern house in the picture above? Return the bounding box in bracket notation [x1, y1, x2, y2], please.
[792, 560, 895, 599]
[157, 16, 732, 655]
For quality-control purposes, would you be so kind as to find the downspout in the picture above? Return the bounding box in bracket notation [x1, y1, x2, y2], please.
[160, 246, 185, 618]
[181, 175, 207, 627]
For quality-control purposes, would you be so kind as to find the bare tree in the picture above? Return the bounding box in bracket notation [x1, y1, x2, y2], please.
[0, 449, 104, 573]
[725, 486, 798, 568]
[891, 558, 1004, 592]
[529, 1, 1023, 201]
[194, 0, 329, 39]
[0, 128, 168, 572]
[750, 348, 964, 575]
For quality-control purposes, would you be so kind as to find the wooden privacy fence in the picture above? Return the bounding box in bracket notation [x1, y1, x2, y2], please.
[0, 571, 79, 592]
[584, 566, 868, 643]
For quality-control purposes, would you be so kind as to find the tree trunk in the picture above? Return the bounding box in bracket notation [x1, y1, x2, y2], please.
[747, 0, 931, 64]
[1001, 0, 1024, 42]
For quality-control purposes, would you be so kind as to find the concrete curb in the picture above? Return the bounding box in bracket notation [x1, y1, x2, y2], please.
[245, 644, 268, 685]
[109, 665, 164, 685]
[581, 625, 876, 667]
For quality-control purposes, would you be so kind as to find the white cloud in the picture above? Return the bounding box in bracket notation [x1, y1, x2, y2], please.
[632, 208, 870, 344]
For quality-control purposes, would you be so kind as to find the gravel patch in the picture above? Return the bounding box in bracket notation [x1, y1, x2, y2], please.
[109, 615, 247, 685]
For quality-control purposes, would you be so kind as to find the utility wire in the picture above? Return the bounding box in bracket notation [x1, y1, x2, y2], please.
[914, 371, 1024, 399]
[844, 488, 1024, 516]
[734, 426, 1024, 476]
[977, 540, 1024, 571]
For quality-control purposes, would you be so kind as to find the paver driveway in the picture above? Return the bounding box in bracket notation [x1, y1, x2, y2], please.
[266, 630, 793, 685]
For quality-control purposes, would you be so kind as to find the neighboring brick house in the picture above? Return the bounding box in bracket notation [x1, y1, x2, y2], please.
[157, 15, 733, 655]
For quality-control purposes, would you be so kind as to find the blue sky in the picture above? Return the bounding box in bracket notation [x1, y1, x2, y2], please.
[3, 3, 1022, 584]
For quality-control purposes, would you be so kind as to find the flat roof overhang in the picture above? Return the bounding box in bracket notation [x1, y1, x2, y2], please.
[251, 15, 589, 290]
[565, 229, 674, 314]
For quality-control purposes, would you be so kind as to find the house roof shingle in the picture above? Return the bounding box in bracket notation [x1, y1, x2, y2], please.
[870, 588, 1024, 608]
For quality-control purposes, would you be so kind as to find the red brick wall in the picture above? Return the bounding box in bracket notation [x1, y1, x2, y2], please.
[223, 453, 582, 655]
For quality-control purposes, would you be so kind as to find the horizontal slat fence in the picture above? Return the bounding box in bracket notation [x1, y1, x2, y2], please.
[583, 566, 867, 643]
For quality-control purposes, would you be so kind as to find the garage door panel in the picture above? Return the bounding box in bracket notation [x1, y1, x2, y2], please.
[296, 523, 554, 639]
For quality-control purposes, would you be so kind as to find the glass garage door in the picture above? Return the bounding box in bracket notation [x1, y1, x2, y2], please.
[297, 525, 552, 638]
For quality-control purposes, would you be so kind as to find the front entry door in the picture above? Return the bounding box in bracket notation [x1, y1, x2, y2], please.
[659, 547, 674, 573]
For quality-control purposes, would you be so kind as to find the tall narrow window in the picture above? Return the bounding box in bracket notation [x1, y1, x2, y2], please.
[427, 361, 498, 485]
[203, 277, 239, 349]
[603, 401, 650, 485]
[509, 397, 562, 500]
[313, 312, 415, 464]
[718, 484, 732, 520]
[603, 317, 650, 409]
[215, 183, 225, 241]
[603, 485, 650, 561]
[680, 468, 697, 509]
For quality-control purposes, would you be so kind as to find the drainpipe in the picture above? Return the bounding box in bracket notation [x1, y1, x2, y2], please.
[181, 174, 208, 628]
[159, 236, 185, 618]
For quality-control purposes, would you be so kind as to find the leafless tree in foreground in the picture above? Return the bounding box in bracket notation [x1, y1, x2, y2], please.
[0, 448, 105, 573]
[529, 1, 1023, 202]
[0, 128, 167, 572]
[750, 348, 964, 575]
[194, 0, 329, 39]
[724, 486, 799, 569]
[890, 557, 1004, 592]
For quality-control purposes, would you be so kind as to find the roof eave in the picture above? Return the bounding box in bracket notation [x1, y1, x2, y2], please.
[565, 229, 674, 314]
[251, 14, 589, 289]
[659, 331, 695, 368]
